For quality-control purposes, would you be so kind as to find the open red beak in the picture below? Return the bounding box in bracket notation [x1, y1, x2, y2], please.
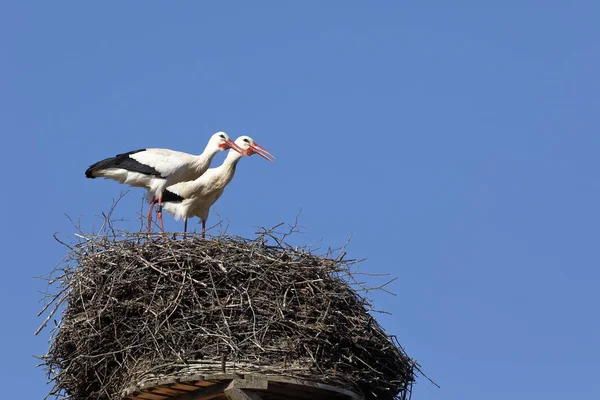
[225, 139, 245, 154]
[249, 142, 275, 162]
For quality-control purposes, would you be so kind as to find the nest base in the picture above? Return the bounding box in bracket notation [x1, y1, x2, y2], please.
[125, 373, 361, 400]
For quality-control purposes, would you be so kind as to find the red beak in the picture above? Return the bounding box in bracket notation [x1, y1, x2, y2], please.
[249, 142, 275, 162]
[225, 139, 245, 154]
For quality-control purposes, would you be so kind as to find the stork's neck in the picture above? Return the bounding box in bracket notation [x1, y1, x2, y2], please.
[198, 142, 221, 160]
[193, 143, 222, 171]
[213, 149, 244, 187]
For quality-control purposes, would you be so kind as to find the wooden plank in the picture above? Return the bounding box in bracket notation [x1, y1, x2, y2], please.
[172, 383, 204, 391]
[259, 385, 347, 400]
[166, 381, 231, 400]
[223, 388, 262, 400]
[227, 375, 268, 390]
[135, 393, 169, 400]
[224, 376, 267, 400]
[195, 380, 219, 387]
[131, 395, 155, 400]
[265, 376, 360, 399]
[152, 386, 187, 396]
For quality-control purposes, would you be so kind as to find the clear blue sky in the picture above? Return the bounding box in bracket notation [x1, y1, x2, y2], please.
[2, 2, 599, 399]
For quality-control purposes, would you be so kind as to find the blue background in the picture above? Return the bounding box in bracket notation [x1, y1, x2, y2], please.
[3, 2, 599, 399]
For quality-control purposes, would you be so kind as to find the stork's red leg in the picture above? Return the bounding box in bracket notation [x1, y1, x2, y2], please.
[201, 219, 206, 239]
[147, 196, 156, 232]
[156, 196, 165, 233]
[183, 218, 188, 239]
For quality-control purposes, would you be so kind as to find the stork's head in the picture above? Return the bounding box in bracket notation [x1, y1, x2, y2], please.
[210, 131, 244, 153]
[235, 136, 275, 161]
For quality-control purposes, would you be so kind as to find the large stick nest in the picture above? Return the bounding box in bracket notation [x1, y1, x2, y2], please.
[38, 230, 418, 400]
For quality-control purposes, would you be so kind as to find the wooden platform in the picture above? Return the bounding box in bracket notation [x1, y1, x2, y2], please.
[123, 374, 363, 400]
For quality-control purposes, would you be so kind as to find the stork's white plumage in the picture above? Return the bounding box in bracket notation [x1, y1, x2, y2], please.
[85, 131, 243, 232]
[159, 136, 275, 237]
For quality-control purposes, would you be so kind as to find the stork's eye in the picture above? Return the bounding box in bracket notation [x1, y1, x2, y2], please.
[243, 138, 250, 143]
[219, 134, 226, 139]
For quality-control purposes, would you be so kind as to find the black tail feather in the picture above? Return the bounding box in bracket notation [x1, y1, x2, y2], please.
[161, 189, 185, 204]
[85, 157, 116, 178]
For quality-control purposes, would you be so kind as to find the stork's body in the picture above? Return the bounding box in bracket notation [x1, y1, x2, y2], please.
[160, 136, 274, 237]
[85, 132, 242, 232]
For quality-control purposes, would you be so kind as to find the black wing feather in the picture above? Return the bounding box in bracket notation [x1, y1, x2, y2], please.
[85, 149, 162, 178]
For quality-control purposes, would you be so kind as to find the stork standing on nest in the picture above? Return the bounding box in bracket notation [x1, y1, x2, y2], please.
[85, 132, 244, 232]
[160, 136, 275, 237]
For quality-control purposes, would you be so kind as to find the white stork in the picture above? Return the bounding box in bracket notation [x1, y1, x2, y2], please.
[159, 136, 275, 238]
[85, 131, 244, 232]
